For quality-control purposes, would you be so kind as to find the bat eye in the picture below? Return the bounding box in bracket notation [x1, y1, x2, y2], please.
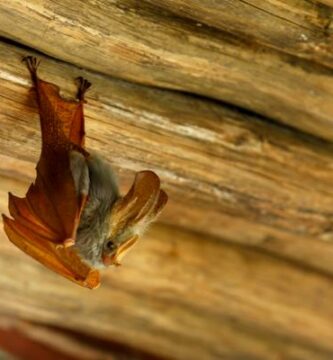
[106, 240, 116, 251]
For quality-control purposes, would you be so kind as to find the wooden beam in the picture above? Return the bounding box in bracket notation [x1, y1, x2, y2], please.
[0, 319, 77, 360]
[0, 316, 158, 360]
[146, 0, 333, 67]
[0, 1, 332, 141]
[1, 223, 333, 359]
[1, 3, 333, 359]
[2, 42, 333, 275]
[319, 0, 333, 7]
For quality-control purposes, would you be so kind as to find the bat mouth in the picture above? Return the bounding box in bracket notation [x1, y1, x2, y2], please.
[102, 235, 138, 267]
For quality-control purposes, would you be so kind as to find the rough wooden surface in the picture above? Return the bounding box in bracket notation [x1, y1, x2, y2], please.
[2, 42, 333, 278]
[0, 1, 332, 141]
[320, 0, 333, 7]
[1, 1, 333, 359]
[146, 0, 333, 67]
[1, 223, 333, 360]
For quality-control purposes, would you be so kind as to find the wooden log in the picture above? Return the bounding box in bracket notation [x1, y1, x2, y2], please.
[0, 4, 333, 359]
[0, 223, 333, 359]
[0, 318, 78, 360]
[0, 316, 152, 360]
[146, 0, 333, 67]
[0, 1, 332, 141]
[319, 0, 333, 7]
[2, 41, 333, 276]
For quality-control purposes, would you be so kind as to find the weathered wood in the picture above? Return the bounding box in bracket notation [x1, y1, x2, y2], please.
[0, 1, 332, 141]
[0, 223, 333, 360]
[0, 3, 333, 359]
[0, 316, 148, 360]
[146, 0, 333, 67]
[0, 318, 78, 360]
[319, 0, 333, 7]
[2, 42, 333, 276]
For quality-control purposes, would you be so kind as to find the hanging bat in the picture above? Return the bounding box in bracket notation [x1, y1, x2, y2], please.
[2, 57, 168, 289]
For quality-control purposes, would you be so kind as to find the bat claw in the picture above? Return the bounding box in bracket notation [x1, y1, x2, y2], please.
[76, 76, 91, 102]
[23, 56, 40, 83]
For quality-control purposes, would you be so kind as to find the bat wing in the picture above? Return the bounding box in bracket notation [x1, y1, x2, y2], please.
[5, 74, 85, 246]
[2, 58, 99, 288]
[36, 77, 86, 149]
[3, 214, 99, 289]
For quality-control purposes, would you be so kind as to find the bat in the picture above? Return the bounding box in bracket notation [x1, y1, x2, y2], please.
[2, 57, 168, 289]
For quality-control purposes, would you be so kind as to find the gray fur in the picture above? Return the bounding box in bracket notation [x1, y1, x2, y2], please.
[86, 153, 119, 206]
[69, 151, 89, 196]
[70, 151, 120, 268]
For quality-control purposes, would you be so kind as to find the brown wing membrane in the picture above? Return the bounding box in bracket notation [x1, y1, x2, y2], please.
[33, 69, 91, 243]
[2, 57, 99, 288]
[3, 215, 100, 289]
[31, 65, 87, 243]
[6, 57, 88, 246]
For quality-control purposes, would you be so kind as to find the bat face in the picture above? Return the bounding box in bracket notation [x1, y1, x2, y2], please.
[71, 152, 167, 269]
[102, 233, 139, 267]
[73, 158, 167, 269]
[2, 56, 168, 288]
[103, 171, 168, 267]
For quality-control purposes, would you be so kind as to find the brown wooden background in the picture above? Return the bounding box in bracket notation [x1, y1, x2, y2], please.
[0, 1, 333, 359]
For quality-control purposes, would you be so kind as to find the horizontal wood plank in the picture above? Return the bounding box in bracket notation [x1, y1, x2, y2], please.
[1, 42, 333, 276]
[0, 316, 154, 360]
[0, 4, 333, 359]
[146, 0, 333, 67]
[0, 223, 333, 359]
[319, 0, 333, 7]
[0, 1, 332, 140]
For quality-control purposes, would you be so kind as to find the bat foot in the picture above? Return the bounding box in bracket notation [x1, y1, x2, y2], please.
[76, 76, 91, 102]
[55, 239, 75, 249]
[63, 238, 75, 247]
[23, 56, 40, 83]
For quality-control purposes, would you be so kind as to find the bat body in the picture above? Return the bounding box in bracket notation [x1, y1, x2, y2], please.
[2, 57, 168, 288]
[70, 151, 119, 268]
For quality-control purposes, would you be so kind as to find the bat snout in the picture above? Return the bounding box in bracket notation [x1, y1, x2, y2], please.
[102, 235, 138, 267]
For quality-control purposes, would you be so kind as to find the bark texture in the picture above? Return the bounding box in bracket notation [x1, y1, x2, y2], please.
[0, 1, 333, 359]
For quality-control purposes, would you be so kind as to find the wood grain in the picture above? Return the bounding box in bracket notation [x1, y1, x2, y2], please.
[0, 2, 333, 359]
[2, 42, 333, 276]
[1, 223, 333, 359]
[0, 316, 152, 360]
[0, 1, 332, 141]
[319, 0, 333, 7]
[146, 0, 333, 67]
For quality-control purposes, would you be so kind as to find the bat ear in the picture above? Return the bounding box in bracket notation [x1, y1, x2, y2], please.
[110, 171, 168, 231]
[150, 189, 168, 219]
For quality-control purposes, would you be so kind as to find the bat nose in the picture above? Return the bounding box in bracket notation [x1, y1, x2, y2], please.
[102, 235, 138, 267]
[102, 254, 114, 266]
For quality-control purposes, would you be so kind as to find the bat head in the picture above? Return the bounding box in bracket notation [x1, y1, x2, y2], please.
[101, 171, 168, 267]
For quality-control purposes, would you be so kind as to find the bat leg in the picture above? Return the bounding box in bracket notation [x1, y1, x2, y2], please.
[70, 150, 90, 196]
[23, 56, 40, 84]
[76, 76, 91, 101]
